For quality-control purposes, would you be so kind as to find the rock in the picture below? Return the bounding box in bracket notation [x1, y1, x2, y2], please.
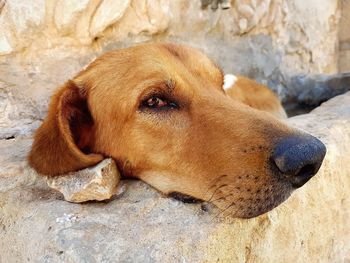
[0, 36, 12, 54]
[54, 0, 90, 34]
[0, 92, 349, 262]
[89, 0, 131, 37]
[287, 72, 350, 106]
[339, 0, 350, 72]
[46, 158, 121, 203]
[0, 49, 97, 139]
[0, 0, 342, 79]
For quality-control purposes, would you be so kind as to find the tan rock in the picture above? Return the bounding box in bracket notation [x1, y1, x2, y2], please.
[0, 0, 341, 76]
[89, 0, 130, 37]
[0, 35, 12, 54]
[54, 0, 90, 34]
[339, 0, 350, 72]
[0, 92, 349, 262]
[47, 158, 121, 203]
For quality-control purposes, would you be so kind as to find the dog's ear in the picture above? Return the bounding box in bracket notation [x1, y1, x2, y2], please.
[28, 80, 103, 176]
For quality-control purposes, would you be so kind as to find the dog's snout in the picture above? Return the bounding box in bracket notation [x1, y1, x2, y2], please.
[272, 136, 326, 188]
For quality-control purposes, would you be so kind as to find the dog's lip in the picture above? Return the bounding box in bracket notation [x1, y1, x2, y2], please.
[239, 188, 293, 218]
[237, 200, 284, 219]
[169, 191, 203, 203]
[222, 178, 294, 219]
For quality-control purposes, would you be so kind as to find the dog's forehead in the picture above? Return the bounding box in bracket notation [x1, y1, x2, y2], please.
[78, 43, 224, 97]
[140, 43, 225, 92]
[115, 43, 224, 92]
[160, 43, 223, 75]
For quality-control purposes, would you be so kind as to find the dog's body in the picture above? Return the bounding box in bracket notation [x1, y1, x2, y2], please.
[28, 43, 326, 218]
[224, 75, 287, 119]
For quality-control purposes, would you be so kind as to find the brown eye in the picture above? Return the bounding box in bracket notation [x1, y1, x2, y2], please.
[141, 95, 178, 110]
[146, 96, 167, 108]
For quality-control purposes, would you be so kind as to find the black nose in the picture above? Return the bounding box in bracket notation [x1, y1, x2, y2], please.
[272, 136, 326, 188]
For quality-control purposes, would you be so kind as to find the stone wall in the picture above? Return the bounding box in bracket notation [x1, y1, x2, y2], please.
[0, 0, 342, 100]
[339, 0, 350, 72]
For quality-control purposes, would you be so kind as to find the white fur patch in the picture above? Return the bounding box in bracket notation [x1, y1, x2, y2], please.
[223, 74, 237, 90]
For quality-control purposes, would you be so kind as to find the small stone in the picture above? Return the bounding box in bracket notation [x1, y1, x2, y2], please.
[46, 158, 120, 203]
[239, 18, 248, 32]
[220, 0, 231, 10]
[0, 36, 13, 55]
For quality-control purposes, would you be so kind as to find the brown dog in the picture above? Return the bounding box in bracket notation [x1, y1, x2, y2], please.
[28, 43, 326, 218]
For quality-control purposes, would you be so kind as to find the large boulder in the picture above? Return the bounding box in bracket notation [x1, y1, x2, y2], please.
[1, 92, 349, 262]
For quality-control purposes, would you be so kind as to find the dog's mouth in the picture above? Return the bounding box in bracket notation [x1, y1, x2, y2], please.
[210, 182, 293, 218]
[169, 173, 294, 219]
[169, 192, 203, 204]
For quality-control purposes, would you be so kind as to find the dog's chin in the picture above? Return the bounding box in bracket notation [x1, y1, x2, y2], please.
[233, 193, 291, 219]
[233, 187, 293, 219]
[168, 184, 293, 219]
[209, 176, 295, 219]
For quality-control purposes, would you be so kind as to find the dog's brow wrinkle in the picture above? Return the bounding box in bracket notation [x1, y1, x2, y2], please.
[163, 45, 181, 58]
[165, 79, 175, 91]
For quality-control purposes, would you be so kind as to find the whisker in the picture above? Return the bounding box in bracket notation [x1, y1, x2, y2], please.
[211, 201, 237, 222]
[210, 192, 234, 204]
[204, 174, 228, 199]
[207, 184, 228, 203]
[220, 203, 239, 218]
[205, 174, 227, 192]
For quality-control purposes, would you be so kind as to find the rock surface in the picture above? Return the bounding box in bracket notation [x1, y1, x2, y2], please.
[0, 0, 344, 100]
[1, 92, 349, 262]
[46, 158, 121, 203]
[284, 72, 350, 115]
[339, 0, 350, 72]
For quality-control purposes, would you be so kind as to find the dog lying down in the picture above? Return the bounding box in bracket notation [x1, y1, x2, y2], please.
[28, 43, 326, 218]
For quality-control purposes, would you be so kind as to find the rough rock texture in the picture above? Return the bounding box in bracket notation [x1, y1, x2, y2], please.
[285, 72, 350, 113]
[0, 50, 95, 139]
[46, 158, 121, 203]
[0, 0, 342, 99]
[1, 92, 349, 262]
[339, 0, 350, 72]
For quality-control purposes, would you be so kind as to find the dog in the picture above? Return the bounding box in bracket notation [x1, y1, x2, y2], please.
[28, 43, 326, 218]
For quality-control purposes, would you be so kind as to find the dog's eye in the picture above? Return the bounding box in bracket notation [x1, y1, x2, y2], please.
[142, 96, 178, 110]
[146, 97, 167, 108]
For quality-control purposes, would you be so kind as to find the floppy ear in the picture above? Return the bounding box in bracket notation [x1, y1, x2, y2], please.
[28, 80, 104, 176]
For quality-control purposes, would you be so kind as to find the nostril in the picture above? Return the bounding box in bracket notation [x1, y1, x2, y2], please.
[272, 135, 326, 188]
[290, 164, 318, 188]
[296, 164, 316, 178]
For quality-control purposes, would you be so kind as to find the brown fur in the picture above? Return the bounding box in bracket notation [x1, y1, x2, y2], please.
[29, 43, 307, 218]
[226, 77, 287, 119]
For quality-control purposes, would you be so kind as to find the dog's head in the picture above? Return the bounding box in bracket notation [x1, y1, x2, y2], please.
[28, 43, 326, 218]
